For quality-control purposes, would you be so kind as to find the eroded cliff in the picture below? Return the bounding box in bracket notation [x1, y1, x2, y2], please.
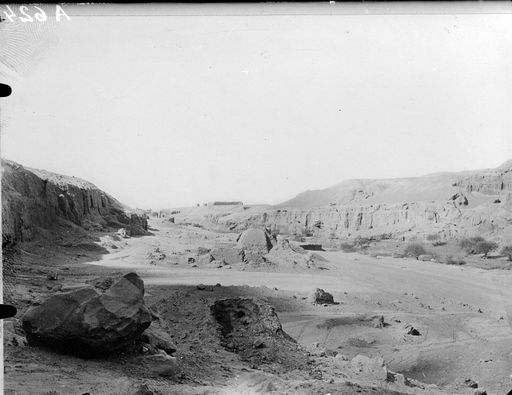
[1, 160, 147, 247]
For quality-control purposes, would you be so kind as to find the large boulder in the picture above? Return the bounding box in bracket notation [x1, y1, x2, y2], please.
[22, 273, 152, 356]
[310, 288, 335, 305]
[236, 228, 273, 263]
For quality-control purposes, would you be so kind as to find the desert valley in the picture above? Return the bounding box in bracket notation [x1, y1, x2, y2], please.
[2, 5, 512, 394]
[2, 158, 512, 395]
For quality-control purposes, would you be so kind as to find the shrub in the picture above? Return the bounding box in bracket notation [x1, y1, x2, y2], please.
[444, 255, 466, 265]
[501, 245, 512, 261]
[479, 241, 499, 257]
[403, 243, 427, 258]
[339, 242, 356, 253]
[426, 233, 439, 241]
[458, 236, 485, 253]
[459, 237, 498, 257]
[354, 236, 372, 249]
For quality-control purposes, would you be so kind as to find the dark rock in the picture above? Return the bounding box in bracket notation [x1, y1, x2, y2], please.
[407, 326, 421, 336]
[22, 273, 152, 356]
[46, 272, 59, 281]
[310, 288, 335, 305]
[465, 378, 478, 389]
[129, 214, 149, 236]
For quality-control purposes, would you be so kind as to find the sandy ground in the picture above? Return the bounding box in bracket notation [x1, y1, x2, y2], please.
[4, 218, 512, 394]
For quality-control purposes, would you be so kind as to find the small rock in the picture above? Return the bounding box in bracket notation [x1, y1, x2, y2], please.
[46, 272, 59, 281]
[372, 315, 385, 328]
[142, 350, 179, 378]
[464, 378, 478, 388]
[196, 284, 206, 290]
[407, 327, 421, 336]
[253, 339, 266, 349]
[473, 390, 487, 395]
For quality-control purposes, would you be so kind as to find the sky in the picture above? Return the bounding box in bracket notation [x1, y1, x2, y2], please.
[1, 3, 512, 209]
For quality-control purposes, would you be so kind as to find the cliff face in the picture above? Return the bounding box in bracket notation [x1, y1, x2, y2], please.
[178, 160, 512, 242]
[453, 164, 512, 195]
[219, 198, 511, 241]
[1, 160, 147, 247]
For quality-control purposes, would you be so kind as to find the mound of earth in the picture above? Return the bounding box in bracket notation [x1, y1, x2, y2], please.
[211, 297, 308, 370]
[210, 246, 245, 266]
[22, 273, 152, 356]
[265, 238, 328, 269]
[236, 228, 273, 263]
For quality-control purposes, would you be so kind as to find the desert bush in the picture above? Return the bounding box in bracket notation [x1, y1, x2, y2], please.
[426, 233, 439, 241]
[339, 242, 357, 253]
[403, 243, 427, 258]
[501, 245, 512, 261]
[354, 236, 372, 249]
[376, 233, 393, 240]
[458, 236, 498, 257]
[444, 255, 466, 265]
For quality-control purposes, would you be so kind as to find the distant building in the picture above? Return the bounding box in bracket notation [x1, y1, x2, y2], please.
[207, 201, 243, 206]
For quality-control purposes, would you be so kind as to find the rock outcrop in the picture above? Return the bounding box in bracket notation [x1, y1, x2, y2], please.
[310, 288, 335, 304]
[22, 273, 152, 356]
[1, 160, 147, 247]
[196, 160, 512, 243]
[211, 297, 307, 369]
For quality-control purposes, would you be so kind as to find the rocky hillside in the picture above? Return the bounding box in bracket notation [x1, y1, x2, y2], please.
[279, 161, 512, 209]
[1, 160, 148, 247]
[174, 160, 512, 243]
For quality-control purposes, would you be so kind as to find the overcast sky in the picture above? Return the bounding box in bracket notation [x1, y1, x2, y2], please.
[1, 4, 512, 209]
